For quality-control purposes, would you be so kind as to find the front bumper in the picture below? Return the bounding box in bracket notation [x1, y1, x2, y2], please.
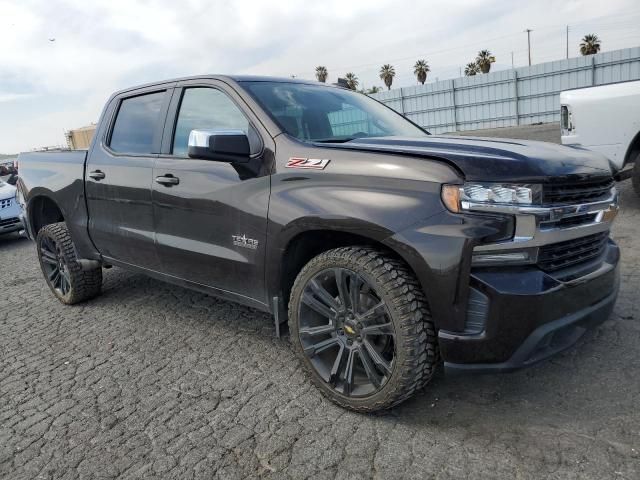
[441, 240, 620, 373]
[0, 199, 23, 235]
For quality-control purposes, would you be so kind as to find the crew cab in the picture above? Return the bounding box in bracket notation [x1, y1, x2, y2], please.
[17, 76, 620, 411]
[561, 80, 640, 195]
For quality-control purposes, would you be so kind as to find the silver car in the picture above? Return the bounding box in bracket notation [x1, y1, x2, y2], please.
[0, 179, 23, 235]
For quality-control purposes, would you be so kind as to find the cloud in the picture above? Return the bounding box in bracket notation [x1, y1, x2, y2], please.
[0, 93, 36, 103]
[0, 0, 639, 152]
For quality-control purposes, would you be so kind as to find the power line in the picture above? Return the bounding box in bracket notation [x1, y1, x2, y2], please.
[290, 10, 640, 81]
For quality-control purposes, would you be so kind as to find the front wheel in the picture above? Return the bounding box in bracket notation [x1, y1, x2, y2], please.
[36, 222, 102, 305]
[288, 246, 439, 412]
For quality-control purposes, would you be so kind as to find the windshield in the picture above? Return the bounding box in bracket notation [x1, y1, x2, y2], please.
[242, 81, 427, 142]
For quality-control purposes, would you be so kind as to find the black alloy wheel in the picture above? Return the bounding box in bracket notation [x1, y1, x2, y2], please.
[289, 246, 439, 412]
[39, 234, 72, 297]
[36, 222, 102, 304]
[298, 266, 396, 397]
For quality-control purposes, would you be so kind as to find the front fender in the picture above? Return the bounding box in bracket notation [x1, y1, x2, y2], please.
[264, 172, 451, 302]
[384, 211, 512, 332]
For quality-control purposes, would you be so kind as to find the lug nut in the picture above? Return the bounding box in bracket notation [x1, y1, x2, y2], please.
[347, 339, 353, 346]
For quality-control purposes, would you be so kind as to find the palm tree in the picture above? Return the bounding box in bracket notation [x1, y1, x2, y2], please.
[344, 72, 359, 90]
[413, 59, 430, 85]
[580, 34, 601, 55]
[315, 66, 328, 82]
[464, 62, 480, 76]
[379, 64, 396, 90]
[476, 50, 496, 74]
[359, 85, 382, 94]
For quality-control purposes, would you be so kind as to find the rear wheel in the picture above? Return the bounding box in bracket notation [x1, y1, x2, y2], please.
[36, 222, 102, 304]
[288, 246, 438, 412]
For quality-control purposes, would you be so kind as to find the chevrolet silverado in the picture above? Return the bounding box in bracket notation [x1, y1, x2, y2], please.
[17, 76, 620, 411]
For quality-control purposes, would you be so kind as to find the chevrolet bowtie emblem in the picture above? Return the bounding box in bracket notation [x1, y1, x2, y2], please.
[344, 325, 356, 335]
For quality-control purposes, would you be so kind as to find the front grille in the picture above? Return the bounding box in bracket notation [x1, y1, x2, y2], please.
[543, 178, 614, 204]
[541, 213, 598, 230]
[0, 217, 20, 228]
[0, 198, 12, 209]
[537, 232, 608, 272]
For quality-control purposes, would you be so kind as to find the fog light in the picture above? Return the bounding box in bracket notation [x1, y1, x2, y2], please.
[472, 251, 531, 266]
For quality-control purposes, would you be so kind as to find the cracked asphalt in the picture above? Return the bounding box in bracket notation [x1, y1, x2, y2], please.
[1, 182, 638, 480]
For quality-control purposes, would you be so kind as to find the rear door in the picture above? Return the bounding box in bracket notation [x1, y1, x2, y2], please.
[151, 80, 272, 302]
[86, 86, 173, 269]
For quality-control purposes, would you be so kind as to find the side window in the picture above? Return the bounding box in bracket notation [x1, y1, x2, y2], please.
[173, 88, 249, 157]
[109, 91, 165, 154]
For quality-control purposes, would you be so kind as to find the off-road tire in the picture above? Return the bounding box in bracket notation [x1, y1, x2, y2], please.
[288, 246, 439, 412]
[36, 222, 102, 305]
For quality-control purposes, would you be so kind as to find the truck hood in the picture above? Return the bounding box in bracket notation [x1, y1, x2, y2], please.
[326, 135, 613, 183]
[0, 181, 16, 200]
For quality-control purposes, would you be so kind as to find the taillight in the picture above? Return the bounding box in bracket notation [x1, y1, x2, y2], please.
[561, 105, 574, 133]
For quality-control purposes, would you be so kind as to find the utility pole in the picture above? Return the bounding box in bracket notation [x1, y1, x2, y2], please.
[511, 51, 514, 68]
[525, 29, 532, 66]
[566, 25, 569, 59]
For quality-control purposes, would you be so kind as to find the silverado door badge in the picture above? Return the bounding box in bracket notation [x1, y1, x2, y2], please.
[286, 157, 330, 170]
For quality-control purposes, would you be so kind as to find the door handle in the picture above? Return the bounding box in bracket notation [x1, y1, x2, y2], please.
[155, 175, 180, 186]
[88, 170, 106, 181]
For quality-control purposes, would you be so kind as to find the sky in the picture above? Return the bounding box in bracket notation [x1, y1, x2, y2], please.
[1, 0, 639, 153]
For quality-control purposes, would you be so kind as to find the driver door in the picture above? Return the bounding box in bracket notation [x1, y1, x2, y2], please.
[151, 81, 271, 302]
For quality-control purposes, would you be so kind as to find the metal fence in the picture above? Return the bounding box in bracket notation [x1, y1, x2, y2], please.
[368, 46, 640, 134]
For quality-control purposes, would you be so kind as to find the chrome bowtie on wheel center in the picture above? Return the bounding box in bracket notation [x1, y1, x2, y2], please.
[342, 319, 359, 336]
[297, 267, 396, 398]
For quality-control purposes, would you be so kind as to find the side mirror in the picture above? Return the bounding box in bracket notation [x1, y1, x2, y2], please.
[187, 129, 250, 163]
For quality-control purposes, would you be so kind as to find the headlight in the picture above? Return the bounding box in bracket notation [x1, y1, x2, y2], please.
[441, 183, 541, 213]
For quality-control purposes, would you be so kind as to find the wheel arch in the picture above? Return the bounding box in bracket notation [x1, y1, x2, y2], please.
[624, 128, 640, 166]
[27, 194, 66, 235]
[274, 224, 431, 318]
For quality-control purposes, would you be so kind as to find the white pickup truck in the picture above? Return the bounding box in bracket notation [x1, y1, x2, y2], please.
[561, 80, 640, 196]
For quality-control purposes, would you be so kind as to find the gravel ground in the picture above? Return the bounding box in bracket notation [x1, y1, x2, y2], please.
[1, 179, 639, 479]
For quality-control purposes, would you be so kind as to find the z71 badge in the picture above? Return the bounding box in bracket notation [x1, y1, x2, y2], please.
[286, 157, 330, 170]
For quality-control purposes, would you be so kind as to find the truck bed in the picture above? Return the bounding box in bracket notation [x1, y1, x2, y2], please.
[17, 149, 91, 253]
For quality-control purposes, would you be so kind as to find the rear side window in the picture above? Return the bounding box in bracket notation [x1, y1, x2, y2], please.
[109, 91, 165, 154]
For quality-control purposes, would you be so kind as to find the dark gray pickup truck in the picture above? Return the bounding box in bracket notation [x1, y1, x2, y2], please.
[17, 76, 620, 411]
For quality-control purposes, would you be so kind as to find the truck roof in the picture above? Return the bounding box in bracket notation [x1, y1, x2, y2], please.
[112, 75, 331, 97]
